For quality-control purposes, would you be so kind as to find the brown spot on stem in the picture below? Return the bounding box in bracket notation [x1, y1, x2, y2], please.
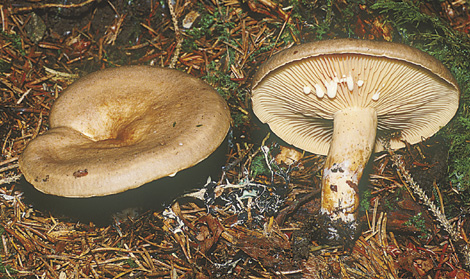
[346, 180, 358, 192]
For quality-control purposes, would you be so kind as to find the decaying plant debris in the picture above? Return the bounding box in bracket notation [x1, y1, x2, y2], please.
[1, 0, 470, 278]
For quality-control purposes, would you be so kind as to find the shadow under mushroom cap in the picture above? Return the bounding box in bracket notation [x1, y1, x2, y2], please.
[19, 66, 232, 198]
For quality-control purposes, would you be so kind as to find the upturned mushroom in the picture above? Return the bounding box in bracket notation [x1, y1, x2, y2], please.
[251, 39, 459, 241]
[19, 66, 231, 198]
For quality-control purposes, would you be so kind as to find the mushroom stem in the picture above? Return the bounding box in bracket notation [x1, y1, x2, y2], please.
[320, 107, 377, 241]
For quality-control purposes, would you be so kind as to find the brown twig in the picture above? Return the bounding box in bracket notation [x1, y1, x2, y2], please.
[9, 0, 98, 14]
[168, 0, 182, 68]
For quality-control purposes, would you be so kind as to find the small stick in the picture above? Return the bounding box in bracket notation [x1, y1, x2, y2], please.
[0, 157, 18, 167]
[168, 0, 182, 68]
[16, 88, 31, 104]
[0, 174, 22, 185]
[0, 163, 19, 173]
[10, 0, 97, 13]
[1, 5, 8, 33]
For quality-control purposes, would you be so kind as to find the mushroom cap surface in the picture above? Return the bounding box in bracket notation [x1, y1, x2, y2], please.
[252, 39, 460, 155]
[19, 66, 231, 197]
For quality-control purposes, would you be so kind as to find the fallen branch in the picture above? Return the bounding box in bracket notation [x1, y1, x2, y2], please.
[168, 0, 182, 68]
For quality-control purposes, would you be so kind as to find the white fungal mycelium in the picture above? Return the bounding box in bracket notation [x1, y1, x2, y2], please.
[346, 75, 354, 91]
[357, 80, 364, 87]
[372, 91, 380, 101]
[314, 84, 325, 98]
[303, 85, 312, 95]
[326, 80, 338, 99]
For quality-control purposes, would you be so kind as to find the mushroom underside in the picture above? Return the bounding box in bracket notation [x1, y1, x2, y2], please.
[252, 53, 459, 156]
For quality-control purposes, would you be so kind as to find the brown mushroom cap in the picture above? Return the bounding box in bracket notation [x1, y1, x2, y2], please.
[252, 39, 460, 155]
[19, 66, 231, 198]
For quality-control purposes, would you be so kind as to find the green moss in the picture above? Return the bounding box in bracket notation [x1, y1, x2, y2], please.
[125, 258, 139, 268]
[384, 197, 396, 212]
[1, 31, 25, 56]
[251, 153, 271, 178]
[404, 212, 430, 239]
[202, 61, 236, 98]
[202, 58, 249, 128]
[182, 10, 215, 52]
[182, 4, 236, 52]
[360, 189, 372, 211]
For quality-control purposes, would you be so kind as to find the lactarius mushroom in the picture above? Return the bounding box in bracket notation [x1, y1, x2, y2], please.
[19, 66, 231, 198]
[251, 39, 459, 242]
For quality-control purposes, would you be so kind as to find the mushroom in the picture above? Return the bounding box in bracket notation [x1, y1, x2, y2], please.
[251, 39, 459, 242]
[19, 65, 231, 198]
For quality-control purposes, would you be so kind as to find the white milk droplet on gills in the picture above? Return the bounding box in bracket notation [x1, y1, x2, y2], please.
[303, 86, 312, 95]
[346, 75, 354, 91]
[326, 80, 337, 99]
[315, 84, 325, 98]
[372, 91, 380, 101]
